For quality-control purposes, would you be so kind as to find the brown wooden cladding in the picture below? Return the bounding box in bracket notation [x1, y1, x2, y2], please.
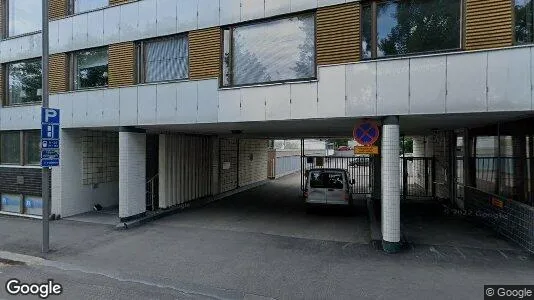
[49, 0, 68, 20]
[109, 42, 135, 88]
[49, 54, 69, 94]
[189, 28, 221, 80]
[109, 0, 130, 5]
[465, 0, 513, 50]
[316, 3, 360, 65]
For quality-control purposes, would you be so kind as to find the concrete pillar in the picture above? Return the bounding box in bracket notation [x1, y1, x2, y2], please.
[119, 129, 146, 222]
[412, 136, 425, 188]
[381, 116, 401, 253]
[512, 136, 527, 202]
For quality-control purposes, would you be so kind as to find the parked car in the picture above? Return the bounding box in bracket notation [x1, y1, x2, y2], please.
[303, 168, 354, 210]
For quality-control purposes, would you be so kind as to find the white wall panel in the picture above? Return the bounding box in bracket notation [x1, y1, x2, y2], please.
[290, 82, 317, 119]
[49, 21, 60, 53]
[138, 85, 158, 124]
[487, 48, 531, 112]
[218, 89, 241, 123]
[87, 10, 104, 47]
[0, 39, 11, 62]
[198, 0, 220, 28]
[377, 59, 409, 116]
[119, 2, 139, 41]
[318, 65, 345, 118]
[409, 56, 446, 114]
[57, 17, 73, 53]
[447, 52, 487, 113]
[156, 83, 178, 123]
[176, 81, 198, 123]
[103, 5, 121, 45]
[119, 87, 138, 126]
[266, 85, 290, 120]
[138, 0, 158, 39]
[290, 0, 316, 11]
[0, 106, 40, 130]
[57, 93, 74, 128]
[178, 0, 198, 32]
[241, 87, 266, 121]
[72, 14, 89, 50]
[197, 79, 219, 123]
[220, 0, 241, 25]
[241, 0, 264, 21]
[157, 0, 178, 36]
[86, 90, 105, 125]
[71, 92, 89, 127]
[265, 0, 290, 17]
[346, 62, 377, 117]
[0, 34, 41, 62]
[101, 89, 120, 126]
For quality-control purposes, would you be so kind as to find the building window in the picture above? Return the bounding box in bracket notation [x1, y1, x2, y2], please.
[0, 131, 21, 165]
[6, 0, 42, 37]
[24, 131, 40, 165]
[73, 47, 108, 90]
[222, 13, 316, 87]
[0, 131, 40, 165]
[138, 35, 189, 83]
[71, 0, 108, 14]
[6, 59, 42, 106]
[515, 0, 534, 44]
[361, 0, 462, 59]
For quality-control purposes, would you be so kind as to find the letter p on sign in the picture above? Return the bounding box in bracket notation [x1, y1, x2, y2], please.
[42, 108, 60, 124]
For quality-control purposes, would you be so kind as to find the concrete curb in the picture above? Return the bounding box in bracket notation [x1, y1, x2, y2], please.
[0, 251, 45, 265]
[367, 198, 382, 242]
[116, 180, 269, 230]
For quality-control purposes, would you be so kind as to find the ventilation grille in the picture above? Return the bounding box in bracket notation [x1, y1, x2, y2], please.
[316, 3, 360, 65]
[465, 0, 512, 50]
[50, 54, 68, 94]
[189, 28, 221, 80]
[109, 42, 135, 88]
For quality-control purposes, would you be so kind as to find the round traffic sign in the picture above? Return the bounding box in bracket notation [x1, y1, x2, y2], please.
[353, 119, 380, 146]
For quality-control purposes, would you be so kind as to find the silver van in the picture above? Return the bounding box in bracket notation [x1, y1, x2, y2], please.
[304, 168, 354, 208]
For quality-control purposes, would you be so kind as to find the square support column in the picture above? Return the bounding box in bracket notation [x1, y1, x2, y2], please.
[381, 116, 401, 253]
[119, 129, 146, 222]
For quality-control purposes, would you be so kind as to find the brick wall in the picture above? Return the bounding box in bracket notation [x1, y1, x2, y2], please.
[219, 138, 238, 193]
[0, 167, 48, 196]
[81, 131, 119, 185]
[238, 139, 268, 187]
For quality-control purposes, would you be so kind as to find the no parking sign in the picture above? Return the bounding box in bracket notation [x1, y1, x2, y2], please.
[353, 119, 380, 155]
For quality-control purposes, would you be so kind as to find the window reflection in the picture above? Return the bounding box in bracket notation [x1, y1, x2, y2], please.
[362, 0, 461, 59]
[9, 0, 43, 36]
[223, 14, 316, 86]
[75, 48, 109, 89]
[515, 0, 534, 44]
[8, 59, 42, 105]
[143, 35, 189, 83]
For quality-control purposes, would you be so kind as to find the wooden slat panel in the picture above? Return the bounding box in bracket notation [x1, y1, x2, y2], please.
[316, 3, 359, 65]
[109, 43, 135, 88]
[109, 0, 130, 5]
[465, 0, 512, 50]
[50, 0, 68, 20]
[50, 53, 68, 94]
[189, 28, 221, 80]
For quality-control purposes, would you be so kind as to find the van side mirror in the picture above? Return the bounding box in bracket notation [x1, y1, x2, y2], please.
[351, 179, 355, 185]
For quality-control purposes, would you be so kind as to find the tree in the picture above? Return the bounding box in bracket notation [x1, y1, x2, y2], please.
[377, 0, 461, 57]
[292, 15, 315, 78]
[9, 60, 42, 104]
[400, 137, 413, 155]
[515, 0, 533, 44]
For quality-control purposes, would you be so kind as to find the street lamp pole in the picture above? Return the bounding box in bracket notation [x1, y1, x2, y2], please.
[42, 0, 50, 253]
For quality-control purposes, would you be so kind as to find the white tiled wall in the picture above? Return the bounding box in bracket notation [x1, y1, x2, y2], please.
[119, 131, 146, 218]
[238, 139, 269, 187]
[381, 123, 400, 243]
[81, 131, 119, 185]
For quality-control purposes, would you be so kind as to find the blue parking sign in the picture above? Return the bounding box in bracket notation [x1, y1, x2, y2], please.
[41, 108, 61, 167]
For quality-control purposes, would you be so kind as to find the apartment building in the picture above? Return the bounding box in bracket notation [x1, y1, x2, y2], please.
[0, 0, 532, 253]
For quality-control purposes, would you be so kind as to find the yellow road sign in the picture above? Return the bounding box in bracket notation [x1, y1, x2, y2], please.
[354, 146, 379, 155]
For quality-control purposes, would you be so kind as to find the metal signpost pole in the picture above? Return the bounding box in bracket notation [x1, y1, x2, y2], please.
[42, 0, 50, 253]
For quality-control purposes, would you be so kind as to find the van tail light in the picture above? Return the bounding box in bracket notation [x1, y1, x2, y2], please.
[303, 190, 308, 198]
[344, 192, 349, 201]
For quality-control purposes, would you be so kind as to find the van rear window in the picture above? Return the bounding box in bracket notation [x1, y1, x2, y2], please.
[309, 171, 344, 189]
